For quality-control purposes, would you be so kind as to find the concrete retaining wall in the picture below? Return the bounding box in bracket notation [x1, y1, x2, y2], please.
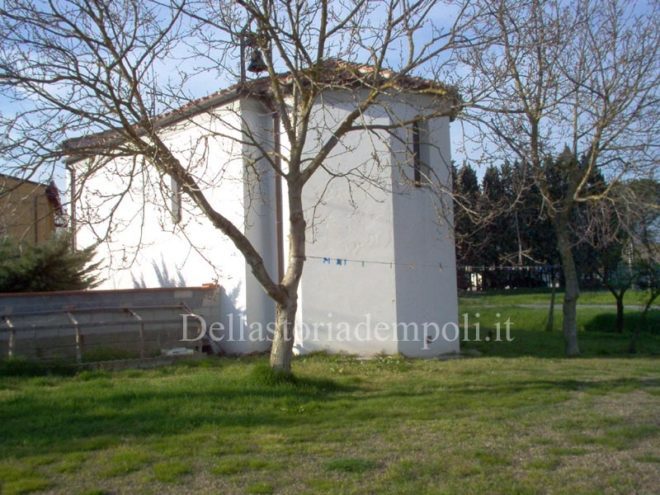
[0, 286, 221, 361]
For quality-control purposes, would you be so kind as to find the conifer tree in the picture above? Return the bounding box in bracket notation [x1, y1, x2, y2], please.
[0, 235, 100, 292]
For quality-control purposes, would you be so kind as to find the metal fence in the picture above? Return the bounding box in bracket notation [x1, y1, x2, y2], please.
[457, 265, 560, 291]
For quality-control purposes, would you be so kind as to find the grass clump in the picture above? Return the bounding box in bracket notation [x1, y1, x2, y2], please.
[246, 482, 274, 494]
[0, 464, 52, 494]
[54, 452, 87, 474]
[152, 461, 191, 483]
[1, 478, 51, 495]
[211, 458, 245, 476]
[325, 458, 378, 473]
[249, 362, 298, 386]
[211, 457, 277, 476]
[99, 447, 151, 478]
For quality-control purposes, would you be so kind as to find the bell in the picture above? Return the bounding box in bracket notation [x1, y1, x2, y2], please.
[247, 48, 267, 73]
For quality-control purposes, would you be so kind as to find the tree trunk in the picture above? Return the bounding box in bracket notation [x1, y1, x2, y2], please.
[270, 298, 298, 372]
[556, 228, 580, 356]
[615, 295, 624, 334]
[268, 182, 306, 374]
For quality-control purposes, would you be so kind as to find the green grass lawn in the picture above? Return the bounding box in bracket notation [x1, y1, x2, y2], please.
[459, 288, 656, 307]
[459, 288, 660, 359]
[0, 292, 658, 495]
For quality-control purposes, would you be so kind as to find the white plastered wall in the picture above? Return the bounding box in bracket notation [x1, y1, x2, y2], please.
[389, 99, 459, 357]
[73, 89, 458, 357]
[74, 99, 277, 354]
[294, 90, 399, 355]
[293, 91, 458, 356]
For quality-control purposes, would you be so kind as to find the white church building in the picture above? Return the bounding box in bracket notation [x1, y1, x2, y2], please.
[64, 61, 461, 358]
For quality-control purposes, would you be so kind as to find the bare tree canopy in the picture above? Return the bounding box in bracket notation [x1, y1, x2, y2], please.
[0, 0, 474, 372]
[456, 0, 659, 355]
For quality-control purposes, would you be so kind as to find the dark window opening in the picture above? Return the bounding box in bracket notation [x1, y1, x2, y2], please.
[411, 121, 431, 187]
[413, 121, 422, 185]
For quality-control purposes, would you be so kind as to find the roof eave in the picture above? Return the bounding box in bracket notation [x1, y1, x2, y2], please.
[63, 87, 246, 165]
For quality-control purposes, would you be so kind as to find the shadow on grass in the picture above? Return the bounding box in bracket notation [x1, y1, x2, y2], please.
[0, 351, 657, 465]
[0, 360, 357, 459]
[249, 362, 343, 392]
[584, 312, 660, 334]
[462, 328, 660, 359]
[334, 374, 660, 425]
[0, 357, 77, 377]
[426, 377, 660, 395]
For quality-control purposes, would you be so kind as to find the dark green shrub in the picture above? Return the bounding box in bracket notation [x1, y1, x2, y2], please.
[0, 235, 100, 292]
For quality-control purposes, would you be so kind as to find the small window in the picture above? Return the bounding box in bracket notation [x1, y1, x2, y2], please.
[171, 176, 182, 224]
[411, 121, 432, 187]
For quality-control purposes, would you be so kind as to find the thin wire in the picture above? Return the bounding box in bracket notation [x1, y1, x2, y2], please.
[306, 254, 445, 270]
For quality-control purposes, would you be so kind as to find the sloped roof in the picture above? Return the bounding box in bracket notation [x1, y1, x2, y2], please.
[63, 59, 460, 160]
[0, 172, 48, 189]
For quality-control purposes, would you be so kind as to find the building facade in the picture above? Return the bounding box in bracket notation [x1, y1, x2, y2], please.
[0, 174, 62, 245]
[65, 65, 460, 357]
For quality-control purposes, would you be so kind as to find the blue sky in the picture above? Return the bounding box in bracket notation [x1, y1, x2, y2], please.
[1, 0, 473, 192]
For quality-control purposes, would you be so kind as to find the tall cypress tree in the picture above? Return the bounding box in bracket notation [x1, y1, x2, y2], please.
[480, 164, 513, 267]
[453, 163, 482, 267]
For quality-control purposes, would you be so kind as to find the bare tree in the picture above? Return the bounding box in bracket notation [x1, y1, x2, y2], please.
[456, 0, 659, 355]
[0, 0, 473, 373]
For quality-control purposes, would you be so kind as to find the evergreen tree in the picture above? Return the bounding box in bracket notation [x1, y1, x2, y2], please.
[509, 160, 556, 267]
[453, 163, 482, 267]
[480, 164, 512, 267]
[572, 159, 610, 288]
[0, 235, 100, 292]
